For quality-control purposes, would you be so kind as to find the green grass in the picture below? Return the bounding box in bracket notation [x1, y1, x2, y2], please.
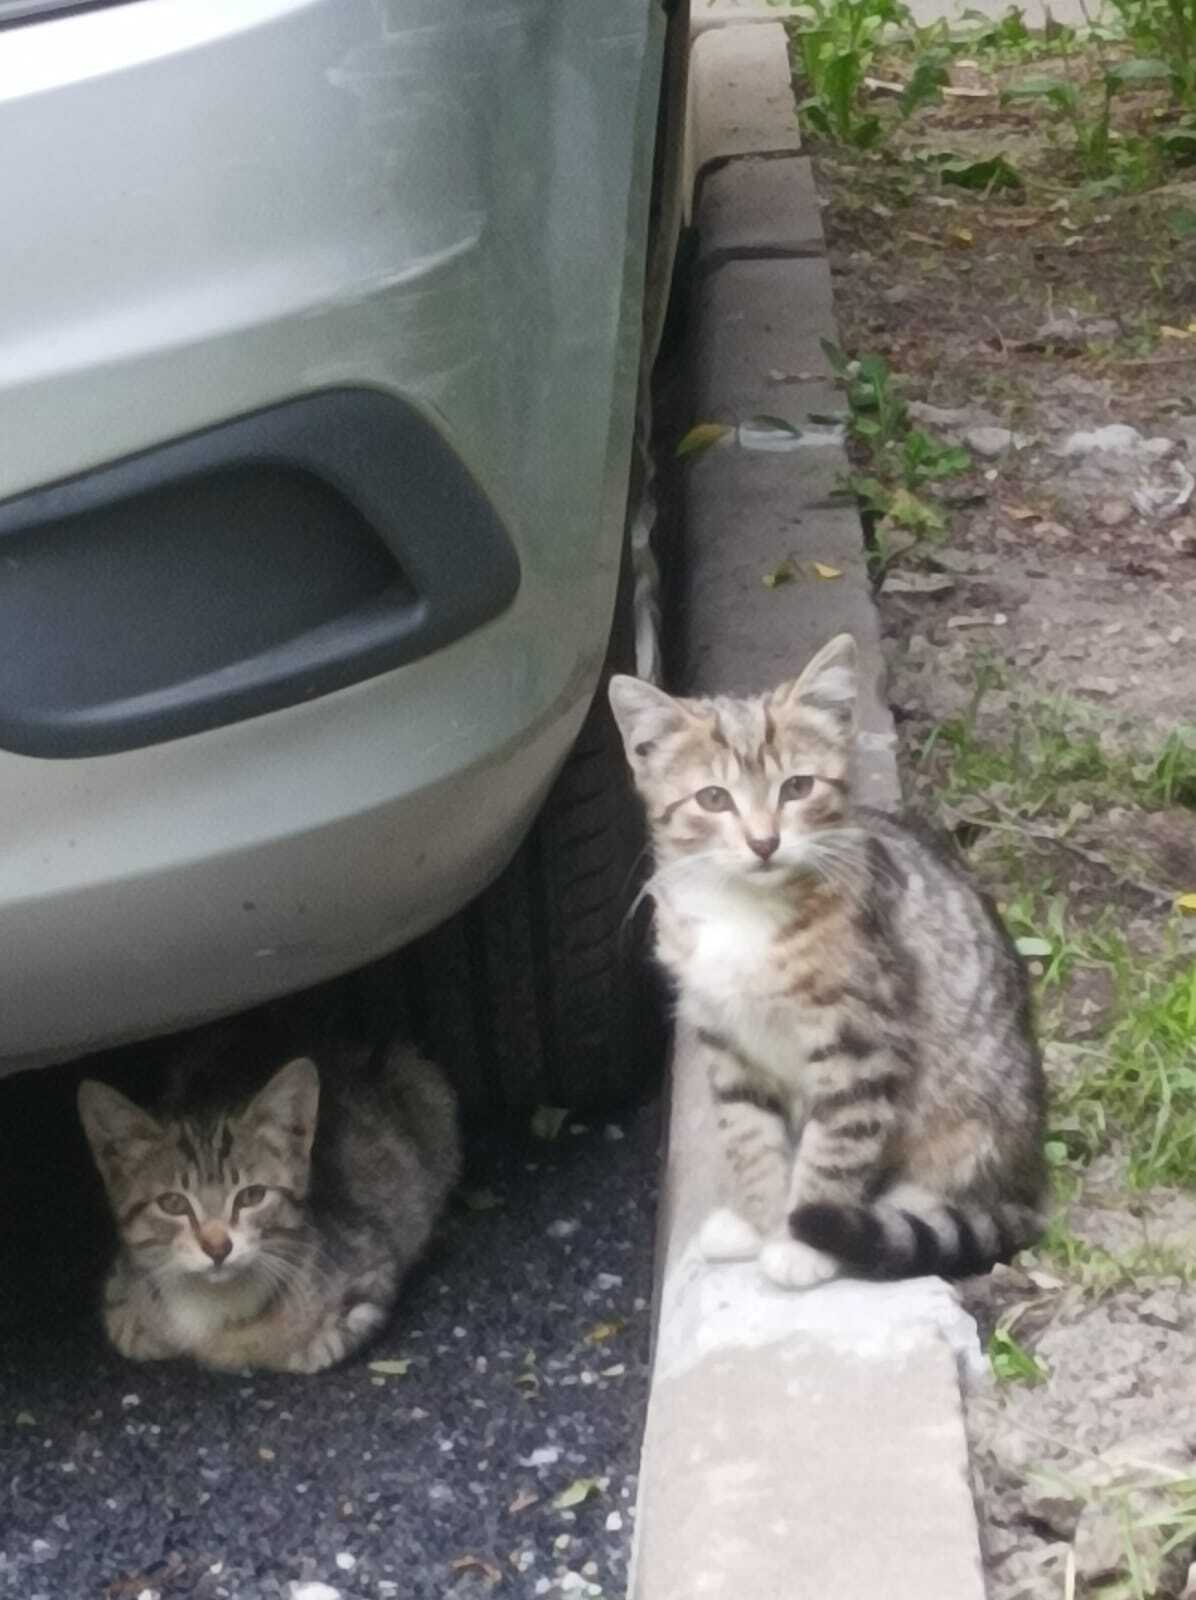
[918, 681, 1196, 819]
[1054, 949, 1196, 1188]
[920, 682, 1196, 1206]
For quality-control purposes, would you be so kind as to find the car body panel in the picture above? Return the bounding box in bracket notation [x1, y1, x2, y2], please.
[0, 0, 667, 1070]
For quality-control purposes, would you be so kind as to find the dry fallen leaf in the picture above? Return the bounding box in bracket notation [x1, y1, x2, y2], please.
[676, 422, 733, 459]
[553, 1477, 602, 1510]
[585, 1320, 625, 1345]
[258, 1446, 276, 1462]
[882, 572, 956, 595]
[1176, 893, 1196, 914]
[762, 559, 796, 589]
[531, 1106, 570, 1141]
[812, 562, 843, 579]
[449, 1555, 502, 1584]
[508, 1488, 540, 1514]
[1003, 504, 1039, 522]
[951, 227, 975, 247]
[368, 1359, 411, 1377]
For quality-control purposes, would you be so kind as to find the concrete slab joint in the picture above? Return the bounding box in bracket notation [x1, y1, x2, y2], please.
[630, 15, 987, 1600]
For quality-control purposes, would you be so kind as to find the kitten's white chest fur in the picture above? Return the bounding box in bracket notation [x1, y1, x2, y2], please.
[165, 1273, 270, 1349]
[684, 881, 788, 995]
[669, 877, 820, 1080]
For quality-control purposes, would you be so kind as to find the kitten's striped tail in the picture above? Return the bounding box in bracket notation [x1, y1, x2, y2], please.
[790, 1193, 1042, 1280]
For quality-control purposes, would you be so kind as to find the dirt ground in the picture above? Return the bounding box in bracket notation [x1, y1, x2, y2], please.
[810, 43, 1196, 1600]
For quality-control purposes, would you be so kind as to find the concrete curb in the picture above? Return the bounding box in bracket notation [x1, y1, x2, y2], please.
[630, 20, 987, 1600]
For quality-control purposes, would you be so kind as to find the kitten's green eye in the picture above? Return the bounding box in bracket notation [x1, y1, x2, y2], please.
[780, 775, 816, 802]
[235, 1185, 267, 1210]
[157, 1192, 191, 1217]
[696, 785, 734, 813]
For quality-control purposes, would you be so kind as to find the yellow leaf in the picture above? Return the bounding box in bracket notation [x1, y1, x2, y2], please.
[1160, 325, 1195, 341]
[553, 1477, 602, 1510]
[368, 1358, 411, 1377]
[813, 562, 843, 579]
[585, 1320, 624, 1344]
[1176, 893, 1196, 914]
[951, 227, 975, 246]
[676, 422, 733, 459]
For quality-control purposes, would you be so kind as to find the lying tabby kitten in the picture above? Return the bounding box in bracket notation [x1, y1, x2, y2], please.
[609, 634, 1045, 1288]
[78, 1041, 459, 1372]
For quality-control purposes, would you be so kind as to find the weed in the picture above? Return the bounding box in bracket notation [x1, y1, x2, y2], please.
[1108, 0, 1196, 104]
[820, 340, 970, 568]
[785, 0, 947, 146]
[1059, 950, 1196, 1187]
[918, 680, 1196, 1193]
[988, 1322, 1049, 1384]
[1141, 728, 1196, 806]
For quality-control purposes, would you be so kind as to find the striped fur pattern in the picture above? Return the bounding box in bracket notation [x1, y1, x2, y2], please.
[78, 1041, 460, 1372]
[609, 634, 1046, 1288]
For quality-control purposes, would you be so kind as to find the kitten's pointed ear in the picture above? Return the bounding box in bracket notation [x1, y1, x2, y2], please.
[608, 675, 693, 772]
[775, 634, 858, 733]
[245, 1058, 320, 1160]
[78, 1080, 163, 1188]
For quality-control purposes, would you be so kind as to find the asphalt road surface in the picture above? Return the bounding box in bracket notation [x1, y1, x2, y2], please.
[0, 1054, 661, 1600]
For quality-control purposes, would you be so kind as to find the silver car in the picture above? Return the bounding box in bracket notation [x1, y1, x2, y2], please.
[0, 0, 688, 1103]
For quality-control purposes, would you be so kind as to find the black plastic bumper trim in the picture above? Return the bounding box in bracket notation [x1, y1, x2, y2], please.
[0, 388, 521, 759]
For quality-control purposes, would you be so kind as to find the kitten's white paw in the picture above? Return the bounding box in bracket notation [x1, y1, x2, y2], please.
[345, 1301, 385, 1336]
[698, 1208, 762, 1262]
[759, 1238, 839, 1290]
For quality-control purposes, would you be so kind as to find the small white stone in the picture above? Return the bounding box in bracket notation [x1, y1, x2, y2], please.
[519, 1446, 560, 1468]
[288, 1585, 341, 1600]
[334, 1552, 356, 1571]
[964, 425, 1014, 459]
[595, 1273, 623, 1291]
[606, 1511, 624, 1532]
[547, 1219, 579, 1239]
[120, 1395, 140, 1409]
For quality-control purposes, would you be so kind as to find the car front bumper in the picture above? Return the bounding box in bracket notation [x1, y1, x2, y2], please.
[0, 0, 665, 1067]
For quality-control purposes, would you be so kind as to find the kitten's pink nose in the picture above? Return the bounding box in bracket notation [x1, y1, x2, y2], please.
[197, 1222, 232, 1264]
[747, 834, 780, 861]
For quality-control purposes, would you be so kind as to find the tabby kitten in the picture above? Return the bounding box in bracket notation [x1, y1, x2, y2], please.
[78, 1041, 460, 1372]
[609, 635, 1046, 1289]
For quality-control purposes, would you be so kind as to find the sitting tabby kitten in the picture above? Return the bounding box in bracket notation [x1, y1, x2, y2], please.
[609, 634, 1046, 1289]
[78, 1041, 459, 1372]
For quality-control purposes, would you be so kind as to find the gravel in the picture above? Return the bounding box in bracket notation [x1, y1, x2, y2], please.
[0, 1057, 660, 1600]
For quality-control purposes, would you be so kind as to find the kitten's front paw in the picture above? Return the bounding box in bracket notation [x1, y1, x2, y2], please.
[698, 1208, 762, 1262]
[759, 1239, 839, 1290]
[104, 1305, 174, 1362]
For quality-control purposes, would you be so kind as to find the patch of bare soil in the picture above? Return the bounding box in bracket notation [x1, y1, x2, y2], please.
[813, 50, 1196, 1600]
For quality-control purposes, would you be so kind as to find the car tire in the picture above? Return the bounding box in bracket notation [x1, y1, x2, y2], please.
[403, 4, 690, 1111]
[407, 541, 662, 1113]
